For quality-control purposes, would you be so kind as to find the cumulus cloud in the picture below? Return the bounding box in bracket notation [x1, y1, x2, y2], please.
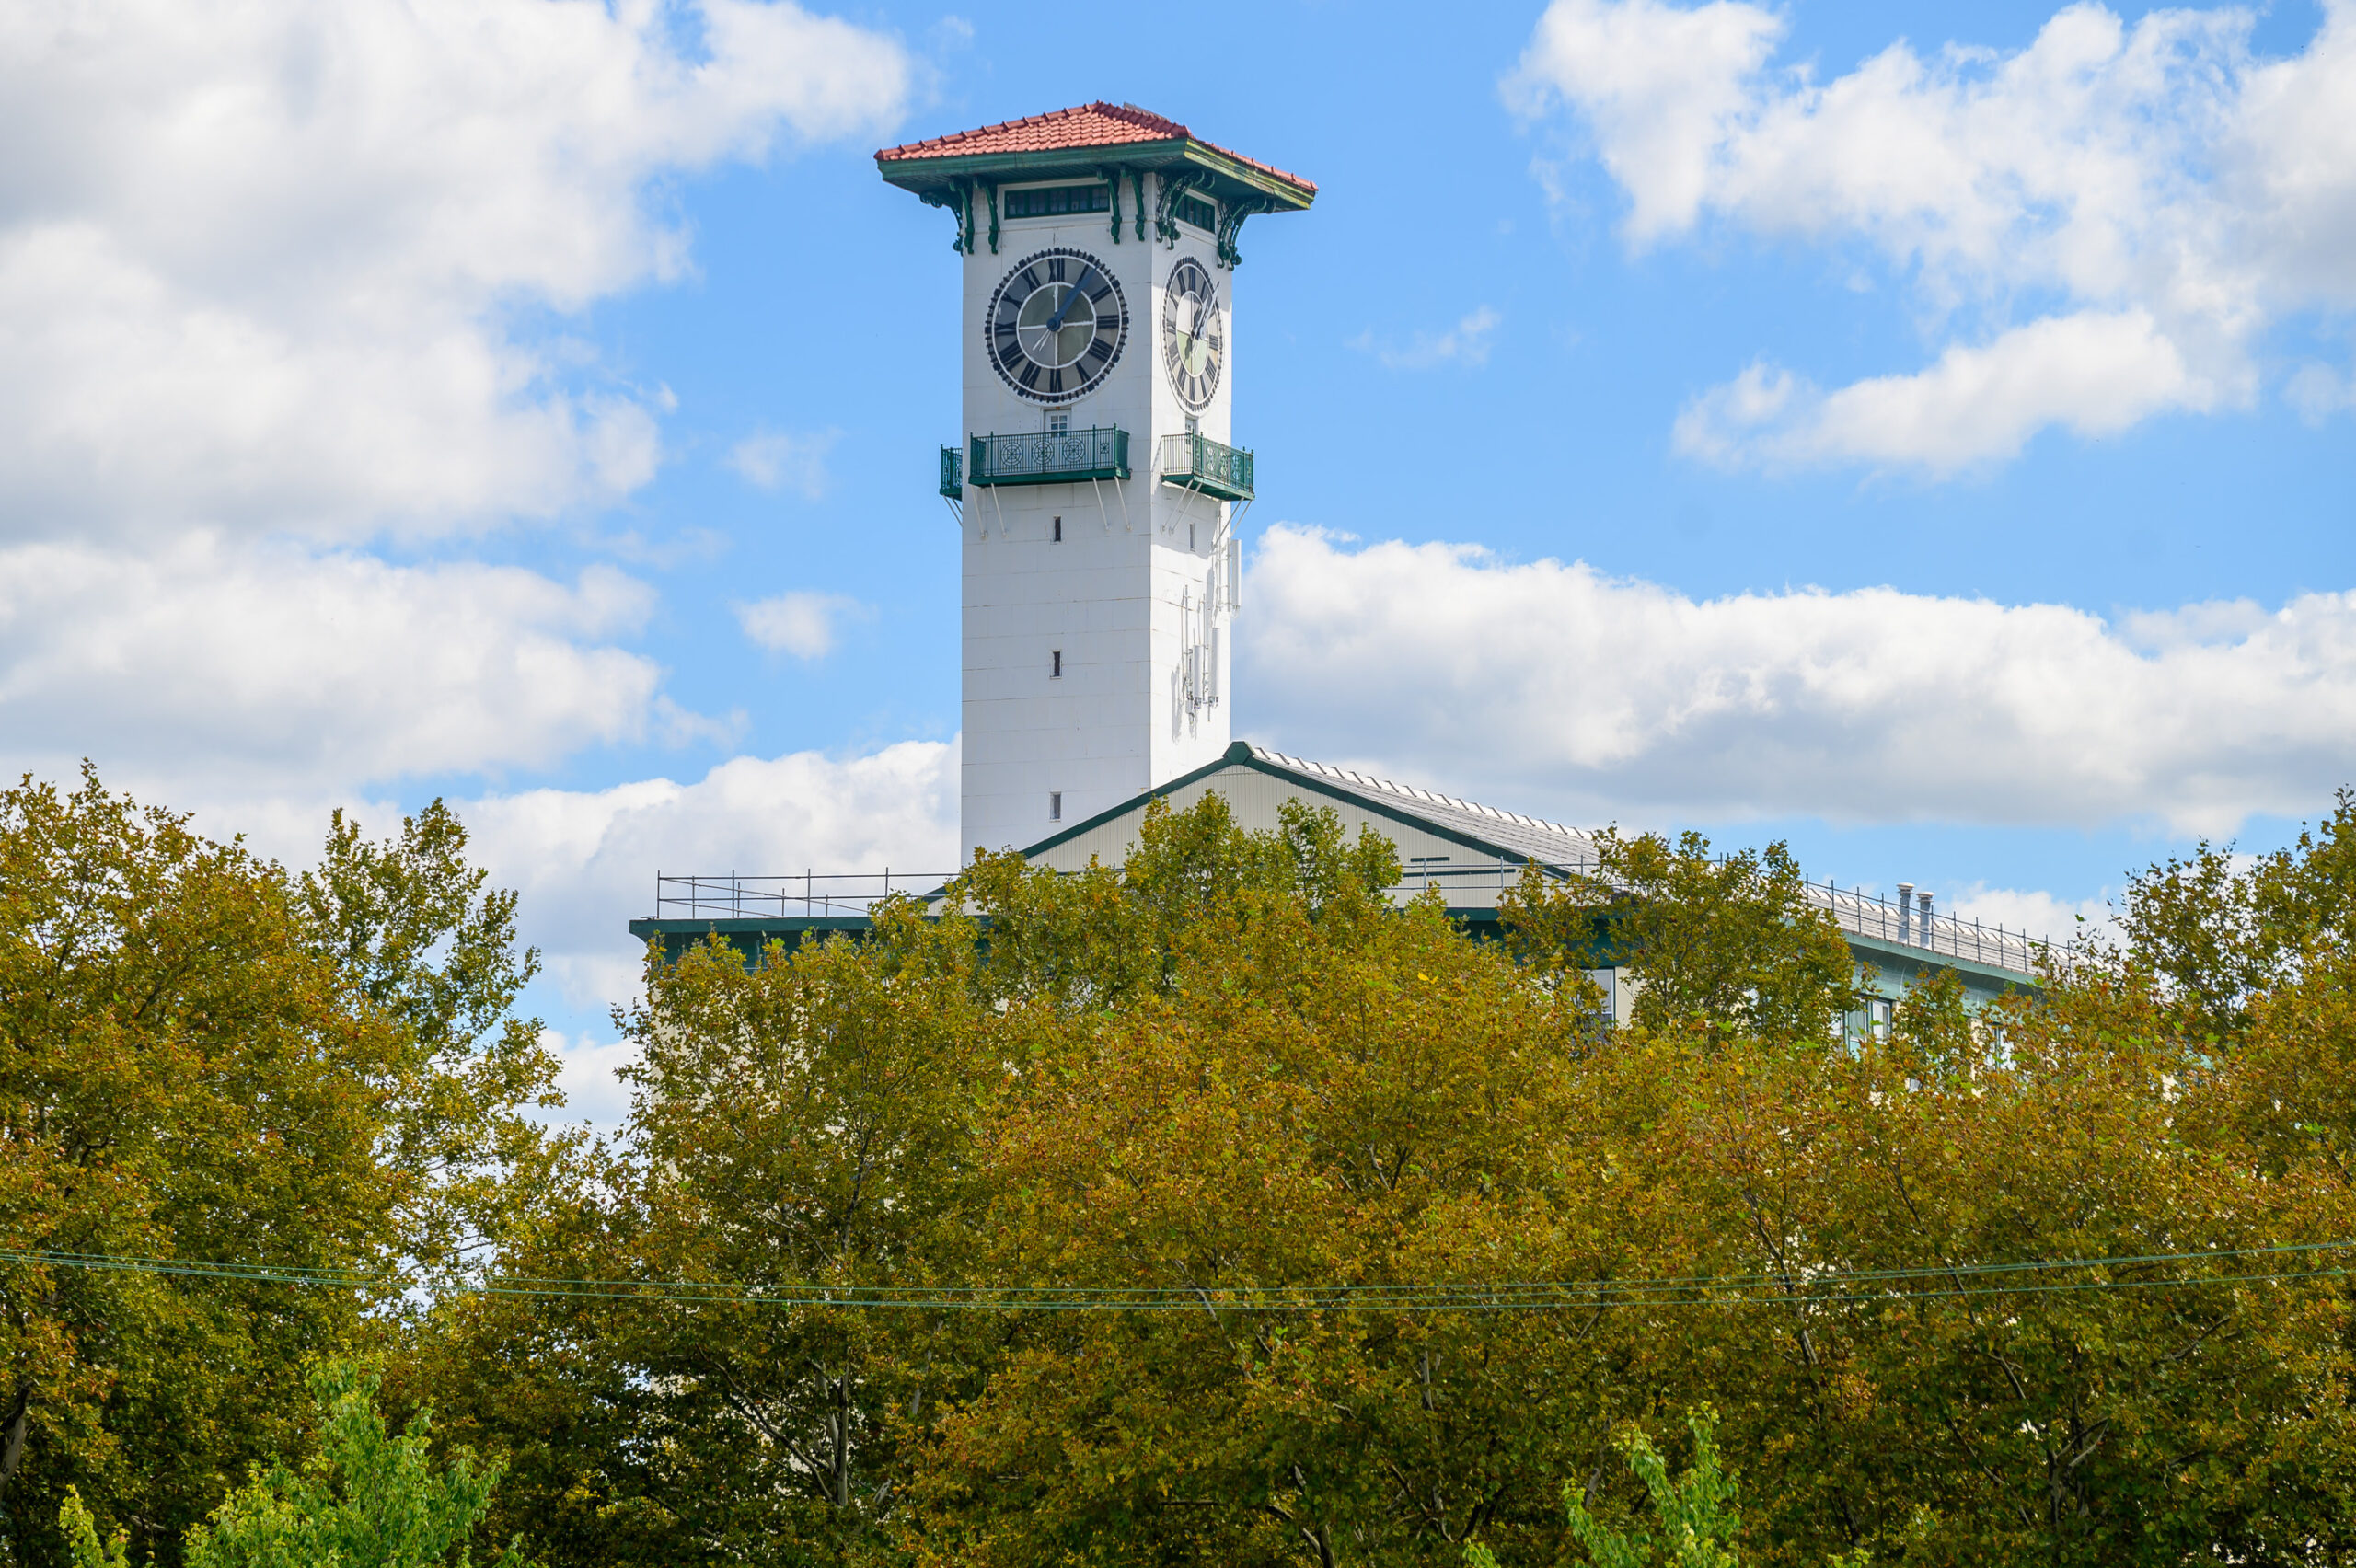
[0, 536, 678, 792]
[0, 0, 909, 541]
[727, 428, 839, 497]
[1350, 306, 1504, 369]
[735, 591, 871, 658]
[1676, 309, 2217, 472]
[458, 739, 959, 1006]
[1244, 525, 2356, 836]
[1507, 0, 2356, 470]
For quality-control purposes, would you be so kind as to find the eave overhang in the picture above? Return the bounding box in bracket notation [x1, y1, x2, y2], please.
[876, 138, 1315, 213]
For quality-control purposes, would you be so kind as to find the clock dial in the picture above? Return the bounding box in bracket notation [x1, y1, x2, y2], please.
[985, 248, 1129, 402]
[1160, 257, 1223, 410]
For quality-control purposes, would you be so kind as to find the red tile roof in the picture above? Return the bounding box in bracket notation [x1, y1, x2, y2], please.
[876, 101, 1315, 197]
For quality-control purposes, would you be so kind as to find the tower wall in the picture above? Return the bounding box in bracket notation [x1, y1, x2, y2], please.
[958, 179, 1237, 857]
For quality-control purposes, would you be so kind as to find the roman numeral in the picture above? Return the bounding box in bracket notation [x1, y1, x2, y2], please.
[1048, 258, 1066, 281]
[1089, 283, 1112, 303]
[1095, 313, 1120, 331]
[1020, 268, 1040, 292]
[1047, 369, 1064, 395]
[1018, 361, 1042, 389]
[1084, 339, 1113, 364]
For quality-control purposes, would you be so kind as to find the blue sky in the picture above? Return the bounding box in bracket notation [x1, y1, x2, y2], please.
[3, 0, 2351, 1113]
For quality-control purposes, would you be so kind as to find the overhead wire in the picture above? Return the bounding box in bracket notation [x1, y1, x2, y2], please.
[0, 1240, 2347, 1313]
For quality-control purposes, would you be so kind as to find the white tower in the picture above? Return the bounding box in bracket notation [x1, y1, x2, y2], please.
[879, 103, 1316, 858]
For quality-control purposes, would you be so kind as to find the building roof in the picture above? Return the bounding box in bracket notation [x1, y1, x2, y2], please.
[875, 101, 1316, 206]
[1242, 744, 1603, 873]
[1022, 742, 2050, 981]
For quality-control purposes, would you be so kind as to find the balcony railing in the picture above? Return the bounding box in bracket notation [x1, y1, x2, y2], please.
[1158, 432, 1254, 502]
[967, 427, 1129, 488]
[939, 445, 963, 499]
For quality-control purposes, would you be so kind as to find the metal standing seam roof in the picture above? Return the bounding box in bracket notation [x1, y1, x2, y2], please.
[874, 101, 1318, 200]
[1242, 744, 1604, 873]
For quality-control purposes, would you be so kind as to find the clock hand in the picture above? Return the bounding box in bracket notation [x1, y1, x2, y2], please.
[1044, 265, 1096, 333]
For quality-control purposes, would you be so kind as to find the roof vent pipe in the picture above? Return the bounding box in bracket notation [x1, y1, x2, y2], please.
[1896, 882, 1913, 945]
[1919, 891, 1934, 950]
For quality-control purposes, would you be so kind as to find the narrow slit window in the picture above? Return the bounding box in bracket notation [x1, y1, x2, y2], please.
[1052, 514, 1063, 542]
[1050, 650, 1063, 678]
[1048, 791, 1063, 821]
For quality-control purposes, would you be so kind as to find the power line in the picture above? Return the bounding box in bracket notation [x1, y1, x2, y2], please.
[0, 1241, 2346, 1313]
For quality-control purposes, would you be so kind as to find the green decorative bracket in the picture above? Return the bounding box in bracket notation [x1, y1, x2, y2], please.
[1131, 169, 1148, 242]
[984, 182, 1000, 254]
[920, 179, 975, 255]
[1154, 168, 1211, 248]
[1101, 167, 1125, 243]
[1215, 196, 1275, 269]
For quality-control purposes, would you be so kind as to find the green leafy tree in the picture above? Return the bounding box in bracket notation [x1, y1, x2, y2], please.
[57, 1361, 523, 1568]
[1501, 831, 1860, 1048]
[0, 772, 553, 1564]
[1469, 1410, 1741, 1568]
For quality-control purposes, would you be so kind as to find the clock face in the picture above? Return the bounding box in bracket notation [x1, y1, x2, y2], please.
[1160, 257, 1223, 410]
[985, 248, 1129, 402]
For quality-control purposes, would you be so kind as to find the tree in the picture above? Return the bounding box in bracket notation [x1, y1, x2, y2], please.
[62, 1362, 524, 1568]
[1469, 1409, 1741, 1568]
[423, 791, 2356, 1568]
[0, 771, 554, 1564]
[1500, 832, 1860, 1048]
[298, 801, 563, 1285]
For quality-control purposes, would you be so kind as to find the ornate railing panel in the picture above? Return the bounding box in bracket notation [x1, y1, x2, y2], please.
[967, 427, 1129, 487]
[938, 445, 963, 499]
[1157, 432, 1253, 502]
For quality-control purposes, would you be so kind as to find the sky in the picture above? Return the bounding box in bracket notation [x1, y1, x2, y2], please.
[4, 0, 2351, 1123]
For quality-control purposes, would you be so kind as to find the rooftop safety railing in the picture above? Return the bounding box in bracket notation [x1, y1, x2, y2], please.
[653, 871, 956, 921]
[967, 427, 1129, 487]
[1156, 432, 1253, 502]
[650, 861, 2054, 974]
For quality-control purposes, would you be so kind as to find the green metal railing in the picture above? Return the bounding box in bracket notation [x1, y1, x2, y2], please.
[1157, 432, 1254, 502]
[939, 445, 962, 499]
[966, 427, 1130, 488]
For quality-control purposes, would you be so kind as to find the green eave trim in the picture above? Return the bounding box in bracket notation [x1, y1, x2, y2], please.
[879, 140, 1314, 212]
[1845, 934, 2044, 994]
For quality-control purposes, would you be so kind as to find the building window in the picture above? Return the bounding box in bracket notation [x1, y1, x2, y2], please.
[1050, 650, 1062, 678]
[1048, 791, 1062, 821]
[1004, 183, 1110, 219]
[1175, 193, 1216, 233]
[1052, 515, 1063, 542]
[1047, 410, 1069, 435]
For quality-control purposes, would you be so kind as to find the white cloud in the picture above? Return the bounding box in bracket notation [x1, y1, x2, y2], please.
[1504, 0, 1783, 246]
[727, 428, 839, 497]
[539, 1027, 641, 1133]
[0, 535, 676, 793]
[735, 590, 871, 658]
[1351, 306, 1503, 370]
[0, 0, 909, 542]
[2285, 359, 2356, 423]
[1943, 882, 2117, 948]
[1244, 524, 2356, 836]
[458, 739, 959, 1007]
[1507, 0, 2356, 469]
[1676, 309, 2216, 472]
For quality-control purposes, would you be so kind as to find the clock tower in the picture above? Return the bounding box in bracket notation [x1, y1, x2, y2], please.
[878, 103, 1316, 859]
